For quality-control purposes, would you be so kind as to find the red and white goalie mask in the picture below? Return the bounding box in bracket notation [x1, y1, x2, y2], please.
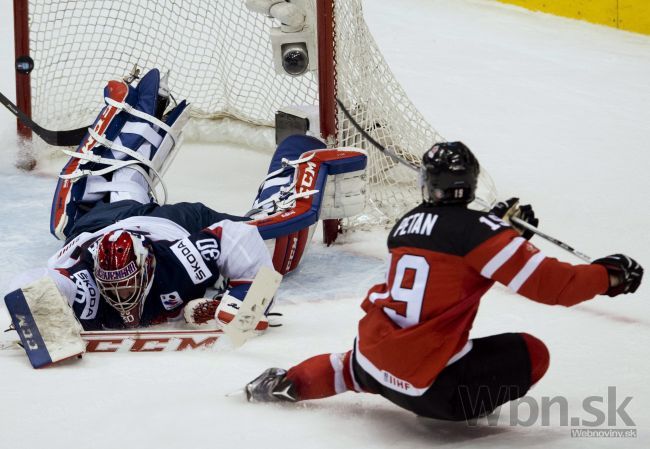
[93, 230, 155, 327]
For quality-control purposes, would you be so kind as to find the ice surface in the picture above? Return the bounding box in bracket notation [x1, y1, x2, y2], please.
[1, 0, 649, 447]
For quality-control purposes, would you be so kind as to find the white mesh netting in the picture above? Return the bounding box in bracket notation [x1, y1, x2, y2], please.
[24, 0, 496, 229]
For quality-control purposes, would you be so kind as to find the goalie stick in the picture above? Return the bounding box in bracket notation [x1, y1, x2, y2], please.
[0, 90, 88, 146]
[336, 97, 594, 263]
[3, 266, 282, 366]
[0, 328, 224, 353]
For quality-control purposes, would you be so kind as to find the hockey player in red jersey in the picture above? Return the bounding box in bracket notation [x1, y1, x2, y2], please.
[244, 141, 644, 420]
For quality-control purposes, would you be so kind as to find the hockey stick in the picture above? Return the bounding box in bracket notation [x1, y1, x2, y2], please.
[336, 97, 594, 263]
[0, 90, 89, 146]
[510, 217, 592, 262]
[0, 328, 224, 352]
[335, 98, 419, 172]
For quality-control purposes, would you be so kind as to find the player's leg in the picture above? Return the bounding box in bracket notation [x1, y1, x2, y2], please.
[50, 68, 190, 240]
[352, 332, 550, 421]
[64, 200, 250, 242]
[246, 332, 549, 413]
[143, 202, 249, 232]
[246, 350, 368, 402]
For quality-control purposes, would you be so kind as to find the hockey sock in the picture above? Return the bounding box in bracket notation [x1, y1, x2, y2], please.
[520, 332, 550, 386]
[286, 351, 356, 400]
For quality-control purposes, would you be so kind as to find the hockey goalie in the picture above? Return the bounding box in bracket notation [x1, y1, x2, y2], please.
[4, 68, 367, 367]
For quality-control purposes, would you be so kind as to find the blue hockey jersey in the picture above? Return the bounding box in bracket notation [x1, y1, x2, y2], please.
[36, 215, 272, 330]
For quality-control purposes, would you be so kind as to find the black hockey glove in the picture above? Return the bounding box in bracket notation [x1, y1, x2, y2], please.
[490, 197, 539, 240]
[592, 254, 643, 297]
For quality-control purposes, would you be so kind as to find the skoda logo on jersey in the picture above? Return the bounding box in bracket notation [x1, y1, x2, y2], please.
[170, 238, 213, 285]
[71, 270, 100, 320]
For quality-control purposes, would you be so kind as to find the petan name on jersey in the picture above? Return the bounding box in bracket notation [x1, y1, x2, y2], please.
[392, 213, 438, 237]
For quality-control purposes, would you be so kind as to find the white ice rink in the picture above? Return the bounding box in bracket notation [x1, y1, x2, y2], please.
[1, 1, 649, 448]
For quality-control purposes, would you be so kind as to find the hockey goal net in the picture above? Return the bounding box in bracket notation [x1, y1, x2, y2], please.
[13, 0, 496, 229]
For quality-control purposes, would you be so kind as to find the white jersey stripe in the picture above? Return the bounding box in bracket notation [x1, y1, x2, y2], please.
[330, 353, 347, 394]
[508, 252, 546, 292]
[480, 236, 526, 278]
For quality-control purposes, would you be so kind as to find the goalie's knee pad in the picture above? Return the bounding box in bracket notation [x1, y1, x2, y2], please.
[50, 68, 190, 240]
[248, 135, 367, 274]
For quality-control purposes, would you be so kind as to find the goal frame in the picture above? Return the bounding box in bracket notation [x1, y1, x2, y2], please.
[12, 0, 339, 146]
[12, 1, 488, 239]
[13, 0, 32, 140]
[12, 0, 342, 241]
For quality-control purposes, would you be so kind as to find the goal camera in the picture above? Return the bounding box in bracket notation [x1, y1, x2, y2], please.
[271, 27, 317, 77]
[281, 43, 309, 76]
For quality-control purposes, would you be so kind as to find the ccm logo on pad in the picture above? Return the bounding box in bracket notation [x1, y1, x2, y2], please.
[171, 239, 213, 284]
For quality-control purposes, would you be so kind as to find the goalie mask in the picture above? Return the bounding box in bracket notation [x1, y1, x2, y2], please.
[93, 230, 155, 327]
[420, 141, 480, 206]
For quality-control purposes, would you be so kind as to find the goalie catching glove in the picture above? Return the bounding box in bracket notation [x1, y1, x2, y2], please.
[183, 295, 270, 332]
[490, 197, 538, 240]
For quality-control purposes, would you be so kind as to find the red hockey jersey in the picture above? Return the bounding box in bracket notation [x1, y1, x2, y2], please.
[355, 204, 608, 396]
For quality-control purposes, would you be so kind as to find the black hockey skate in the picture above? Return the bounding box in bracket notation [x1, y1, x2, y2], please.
[245, 368, 298, 403]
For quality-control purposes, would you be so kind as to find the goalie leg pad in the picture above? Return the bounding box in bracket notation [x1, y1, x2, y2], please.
[50, 69, 189, 241]
[50, 80, 131, 240]
[249, 136, 367, 274]
[267, 224, 315, 275]
[319, 169, 367, 220]
[251, 134, 326, 214]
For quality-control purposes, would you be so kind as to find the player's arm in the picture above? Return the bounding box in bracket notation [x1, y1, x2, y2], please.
[193, 219, 274, 291]
[184, 219, 275, 328]
[465, 201, 642, 306]
[466, 231, 607, 306]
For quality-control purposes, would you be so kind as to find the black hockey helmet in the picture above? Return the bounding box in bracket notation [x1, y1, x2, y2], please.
[420, 141, 480, 205]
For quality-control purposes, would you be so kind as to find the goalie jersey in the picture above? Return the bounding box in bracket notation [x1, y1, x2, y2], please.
[22, 215, 272, 330]
[355, 203, 610, 396]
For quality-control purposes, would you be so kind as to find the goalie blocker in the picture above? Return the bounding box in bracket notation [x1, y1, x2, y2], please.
[5, 277, 85, 368]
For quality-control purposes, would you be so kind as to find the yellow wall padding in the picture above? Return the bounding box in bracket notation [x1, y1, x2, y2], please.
[619, 1, 650, 34]
[498, 0, 650, 35]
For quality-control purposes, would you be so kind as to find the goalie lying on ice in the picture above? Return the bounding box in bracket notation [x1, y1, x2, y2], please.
[5, 68, 367, 341]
